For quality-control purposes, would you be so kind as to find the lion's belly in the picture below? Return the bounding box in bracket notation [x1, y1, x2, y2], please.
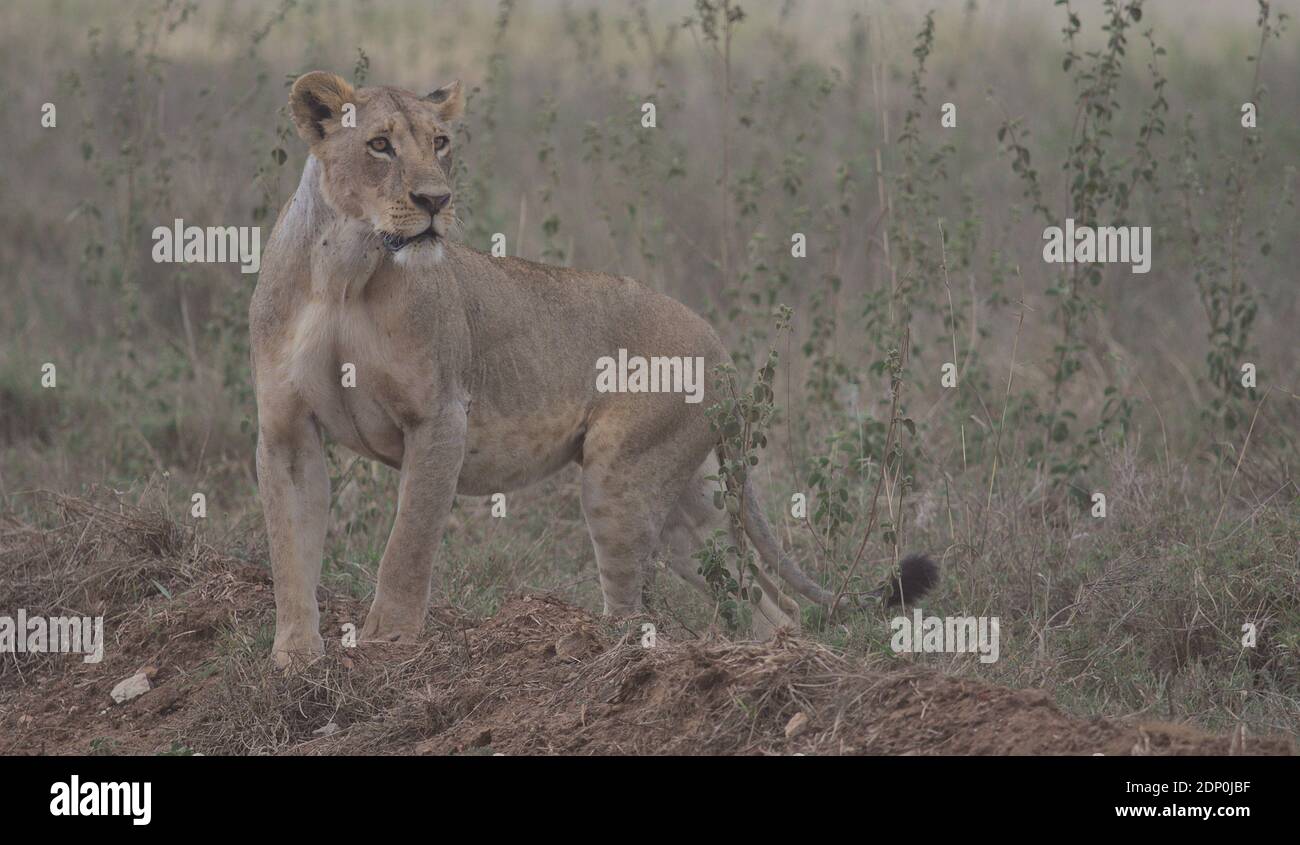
[455, 402, 586, 495]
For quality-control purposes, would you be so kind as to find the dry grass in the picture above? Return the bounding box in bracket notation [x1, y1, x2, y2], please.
[1, 490, 1292, 755]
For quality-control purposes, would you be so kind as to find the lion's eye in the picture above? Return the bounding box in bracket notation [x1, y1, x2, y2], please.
[434, 136, 449, 152]
[368, 137, 392, 154]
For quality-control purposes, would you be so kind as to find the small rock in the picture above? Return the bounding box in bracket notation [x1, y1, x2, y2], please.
[110, 672, 151, 704]
[784, 712, 810, 739]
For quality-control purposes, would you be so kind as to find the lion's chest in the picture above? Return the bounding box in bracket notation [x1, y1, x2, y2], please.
[283, 300, 406, 466]
[274, 285, 590, 492]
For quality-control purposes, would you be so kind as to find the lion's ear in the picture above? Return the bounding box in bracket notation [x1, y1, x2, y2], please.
[425, 80, 464, 123]
[290, 72, 356, 144]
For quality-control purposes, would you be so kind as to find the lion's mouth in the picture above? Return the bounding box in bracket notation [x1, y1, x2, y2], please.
[381, 226, 438, 253]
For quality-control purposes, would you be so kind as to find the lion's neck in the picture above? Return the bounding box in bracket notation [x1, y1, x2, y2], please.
[276, 156, 332, 252]
[263, 156, 387, 304]
[261, 156, 331, 286]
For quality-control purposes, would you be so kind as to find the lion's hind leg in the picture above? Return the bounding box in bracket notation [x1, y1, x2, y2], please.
[659, 459, 801, 638]
[577, 411, 712, 618]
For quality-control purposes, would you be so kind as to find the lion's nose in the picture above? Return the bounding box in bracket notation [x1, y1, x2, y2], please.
[411, 191, 451, 216]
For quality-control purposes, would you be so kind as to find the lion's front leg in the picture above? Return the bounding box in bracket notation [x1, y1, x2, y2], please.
[361, 404, 467, 644]
[257, 410, 330, 668]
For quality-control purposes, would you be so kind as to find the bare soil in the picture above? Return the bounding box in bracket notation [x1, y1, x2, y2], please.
[0, 491, 1291, 756]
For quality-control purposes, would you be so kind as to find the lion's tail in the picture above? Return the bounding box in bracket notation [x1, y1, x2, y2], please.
[735, 468, 939, 611]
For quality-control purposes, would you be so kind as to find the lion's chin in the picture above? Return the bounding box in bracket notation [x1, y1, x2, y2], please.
[381, 227, 439, 253]
[390, 237, 445, 268]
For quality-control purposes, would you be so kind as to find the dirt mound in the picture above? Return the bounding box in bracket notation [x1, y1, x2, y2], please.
[309, 594, 1289, 756]
[0, 492, 1292, 756]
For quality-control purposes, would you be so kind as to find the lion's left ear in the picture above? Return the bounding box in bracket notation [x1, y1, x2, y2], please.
[425, 80, 464, 123]
[290, 72, 356, 145]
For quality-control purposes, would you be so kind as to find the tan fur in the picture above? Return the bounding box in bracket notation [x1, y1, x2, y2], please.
[253, 73, 828, 667]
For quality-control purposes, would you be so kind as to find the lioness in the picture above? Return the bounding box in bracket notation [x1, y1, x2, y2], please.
[252, 72, 937, 666]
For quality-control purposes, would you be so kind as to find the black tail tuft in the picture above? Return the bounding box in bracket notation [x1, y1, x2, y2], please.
[879, 553, 940, 607]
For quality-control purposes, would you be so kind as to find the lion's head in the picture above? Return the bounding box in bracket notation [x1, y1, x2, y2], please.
[289, 71, 464, 255]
